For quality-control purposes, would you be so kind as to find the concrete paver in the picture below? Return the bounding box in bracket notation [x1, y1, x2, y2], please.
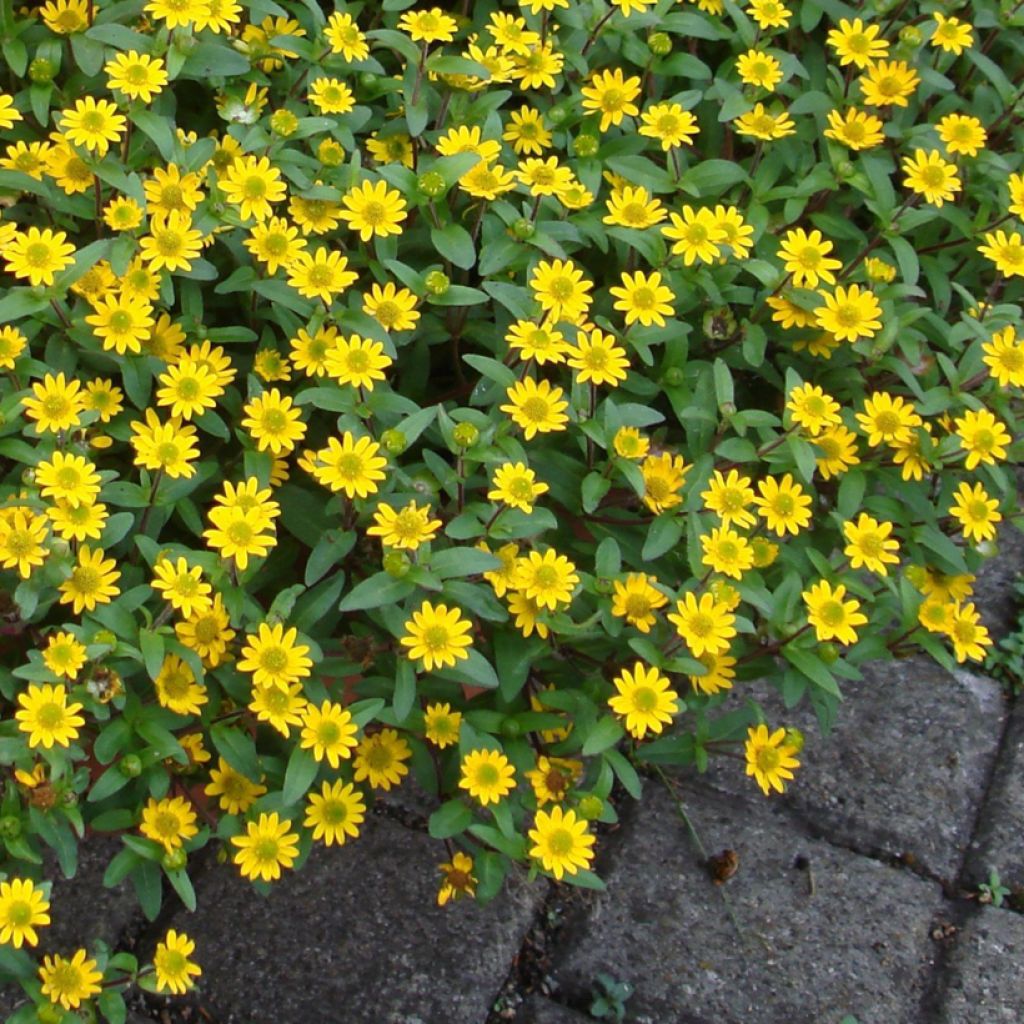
[550, 783, 943, 1024]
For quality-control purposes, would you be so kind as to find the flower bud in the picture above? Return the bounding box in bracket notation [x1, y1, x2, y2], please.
[510, 217, 535, 240]
[578, 794, 604, 820]
[417, 171, 446, 198]
[119, 754, 143, 778]
[37, 1004, 64, 1024]
[380, 428, 407, 455]
[93, 629, 118, 647]
[452, 422, 479, 448]
[425, 270, 450, 296]
[662, 366, 685, 388]
[0, 815, 21, 840]
[594, 576, 614, 594]
[383, 550, 412, 578]
[547, 104, 569, 126]
[648, 31, 672, 56]
[897, 24, 923, 48]
[161, 848, 188, 872]
[574, 133, 599, 158]
[818, 642, 840, 664]
[29, 58, 57, 84]
[318, 138, 345, 167]
[500, 716, 522, 739]
[270, 109, 299, 137]
[784, 726, 805, 753]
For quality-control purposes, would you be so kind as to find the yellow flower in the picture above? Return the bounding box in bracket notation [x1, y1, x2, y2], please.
[786, 382, 842, 435]
[42, 632, 88, 680]
[514, 548, 579, 611]
[232, 812, 300, 882]
[931, 13, 973, 54]
[60, 96, 125, 155]
[734, 103, 796, 140]
[309, 432, 388, 498]
[0, 878, 50, 949]
[220, 155, 287, 222]
[238, 622, 312, 690]
[609, 662, 679, 739]
[338, 179, 408, 241]
[130, 408, 201, 478]
[300, 700, 359, 768]
[308, 77, 355, 115]
[204, 758, 266, 815]
[241, 389, 307, 455]
[154, 930, 202, 995]
[689, 650, 737, 695]
[4, 227, 76, 286]
[946, 603, 991, 663]
[753, 473, 813, 536]
[398, 6, 458, 41]
[437, 852, 477, 905]
[609, 270, 675, 327]
[0, 326, 27, 370]
[700, 525, 754, 579]
[106, 51, 168, 103]
[778, 229, 842, 289]
[363, 282, 420, 332]
[949, 481, 1002, 543]
[978, 231, 1024, 277]
[954, 408, 1011, 470]
[859, 59, 919, 107]
[59, 546, 121, 614]
[0, 509, 48, 580]
[746, 0, 790, 28]
[528, 806, 595, 880]
[641, 451, 690, 514]
[287, 247, 358, 303]
[982, 326, 1024, 387]
[140, 795, 198, 852]
[902, 149, 961, 206]
[325, 11, 369, 60]
[145, 163, 204, 216]
[668, 591, 737, 657]
[610, 573, 667, 633]
[567, 327, 630, 387]
[353, 728, 411, 790]
[423, 702, 463, 748]
[843, 514, 900, 575]
[823, 107, 886, 150]
[15, 683, 84, 749]
[803, 579, 867, 644]
[400, 600, 474, 671]
[662, 205, 727, 264]
[154, 655, 207, 716]
[529, 258, 594, 322]
[324, 334, 392, 390]
[737, 49, 784, 90]
[39, 0, 90, 33]
[855, 391, 921, 446]
[702, 468, 756, 528]
[459, 748, 516, 806]
[814, 284, 882, 342]
[501, 378, 570, 439]
[580, 67, 642, 132]
[745, 724, 800, 795]
[603, 185, 667, 229]
[139, 210, 203, 272]
[936, 114, 986, 157]
[503, 106, 552, 155]
[826, 17, 889, 68]
[305, 779, 366, 846]
[39, 949, 102, 1010]
[488, 462, 548, 513]
[145, 0, 211, 28]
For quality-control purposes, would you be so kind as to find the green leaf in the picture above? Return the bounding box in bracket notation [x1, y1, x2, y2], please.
[428, 799, 472, 839]
[643, 515, 683, 561]
[179, 41, 250, 78]
[439, 648, 500, 690]
[210, 723, 260, 779]
[0, 288, 49, 324]
[87, 764, 130, 803]
[431, 223, 476, 270]
[338, 572, 416, 612]
[165, 867, 197, 912]
[393, 658, 416, 723]
[582, 716, 625, 756]
[282, 745, 319, 806]
[430, 547, 501, 579]
[70, 32, 105, 75]
[138, 628, 165, 681]
[782, 646, 841, 698]
[604, 748, 642, 799]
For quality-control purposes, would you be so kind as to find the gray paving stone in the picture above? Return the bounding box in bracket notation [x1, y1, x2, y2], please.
[517, 995, 592, 1023]
[973, 516, 1024, 637]
[700, 656, 1006, 881]
[936, 907, 1024, 1023]
[966, 700, 1024, 890]
[161, 812, 543, 1024]
[551, 784, 943, 1024]
[0, 835, 143, 1015]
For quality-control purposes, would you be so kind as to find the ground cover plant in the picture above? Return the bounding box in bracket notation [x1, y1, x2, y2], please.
[0, 0, 1022, 1015]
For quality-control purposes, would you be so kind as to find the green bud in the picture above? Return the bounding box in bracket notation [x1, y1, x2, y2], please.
[594, 576, 614, 595]
[410, 471, 439, 498]
[0, 814, 22, 840]
[452, 422, 479, 448]
[37, 1004, 64, 1024]
[648, 31, 672, 56]
[547, 105, 569, 126]
[818, 642, 840, 664]
[835, 159, 856, 180]
[381, 428, 407, 455]
[784, 726, 805, 753]
[383, 550, 412, 578]
[359, 71, 378, 90]
[578, 794, 604, 820]
[898, 24, 923, 47]
[720, 402, 737, 417]
[269, 109, 299, 137]
[161, 848, 188, 872]
[425, 270, 450, 296]
[662, 366, 685, 388]
[417, 171, 446, 197]
[60, 789, 77, 808]
[119, 754, 143, 778]
[29, 58, 57, 84]
[978, 539, 997, 558]
[574, 133, 599, 158]
[500, 717, 522, 739]
[510, 217, 535, 240]
[94, 629, 117, 647]
[216, 845, 229, 864]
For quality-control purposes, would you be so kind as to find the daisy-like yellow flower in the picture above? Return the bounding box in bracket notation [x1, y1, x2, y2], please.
[85, 292, 154, 356]
[59, 546, 121, 614]
[786, 382, 842, 435]
[949, 481, 1002, 543]
[103, 195, 144, 231]
[977, 231, 1024, 278]
[734, 103, 796, 141]
[459, 748, 516, 806]
[713, 205, 756, 259]
[982, 326, 1024, 387]
[131, 408, 201, 478]
[305, 779, 366, 846]
[778, 229, 842, 289]
[747, 0, 790, 28]
[567, 327, 630, 387]
[613, 426, 650, 460]
[325, 10, 369, 59]
[145, 0, 210, 28]
[609, 270, 675, 327]
[423, 702, 463, 748]
[154, 653, 207, 715]
[139, 210, 203, 273]
[702, 468, 757, 528]
[42, 632, 88, 681]
[514, 548, 579, 611]
[151, 557, 212, 618]
[105, 50, 168, 103]
[689, 650, 737, 695]
[0, 93, 22, 131]
[220, 154, 287, 222]
[506, 320, 568, 365]
[946, 603, 992, 663]
[309, 432, 388, 498]
[398, 5, 457, 41]
[308, 77, 355, 115]
[668, 592, 736, 657]
[902, 149, 961, 207]
[610, 573, 667, 633]
[245, 217, 307, 274]
[0, 326, 27, 370]
[529, 258, 594, 323]
[338, 179, 407, 241]
[528, 806, 595, 880]
[140, 795, 198, 853]
[241, 389, 307, 455]
[662, 205, 726, 265]
[700, 525, 755, 579]
[286, 247, 358, 303]
[843, 514, 900, 575]
[603, 185, 667, 229]
[609, 662, 679, 739]
[931, 13, 973, 54]
[324, 334, 392, 391]
[204, 758, 266, 815]
[15, 683, 84, 749]
[753, 473, 813, 536]
[500, 378, 570, 439]
[36, 451, 100, 508]
[153, 930, 201, 995]
[0, 878, 50, 949]
[954, 408, 1011, 470]
[39, 949, 103, 1011]
[4, 227, 76, 286]
[353, 728, 411, 790]
[823, 107, 886, 150]
[936, 114, 986, 158]
[855, 391, 922, 447]
[859, 59, 919, 108]
[803, 579, 868, 644]
[638, 101, 699, 150]
[232, 812, 300, 882]
[300, 700, 358, 768]
[582, 67, 642, 132]
[526, 755, 582, 805]
[814, 284, 882, 342]
[366, 500, 442, 550]
[736, 49, 783, 90]
[60, 96, 125, 154]
[641, 451, 690, 514]
[516, 156, 574, 197]
[400, 600, 474, 671]
[488, 462, 548, 514]
[826, 17, 889, 68]
[503, 106, 552, 155]
[437, 851, 477, 906]
[363, 282, 420, 332]
[238, 622, 312, 690]
[0, 509, 49, 580]
[745, 724, 800, 795]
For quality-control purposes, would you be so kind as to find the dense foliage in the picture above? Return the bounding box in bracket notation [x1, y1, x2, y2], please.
[0, 0, 1021, 1015]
